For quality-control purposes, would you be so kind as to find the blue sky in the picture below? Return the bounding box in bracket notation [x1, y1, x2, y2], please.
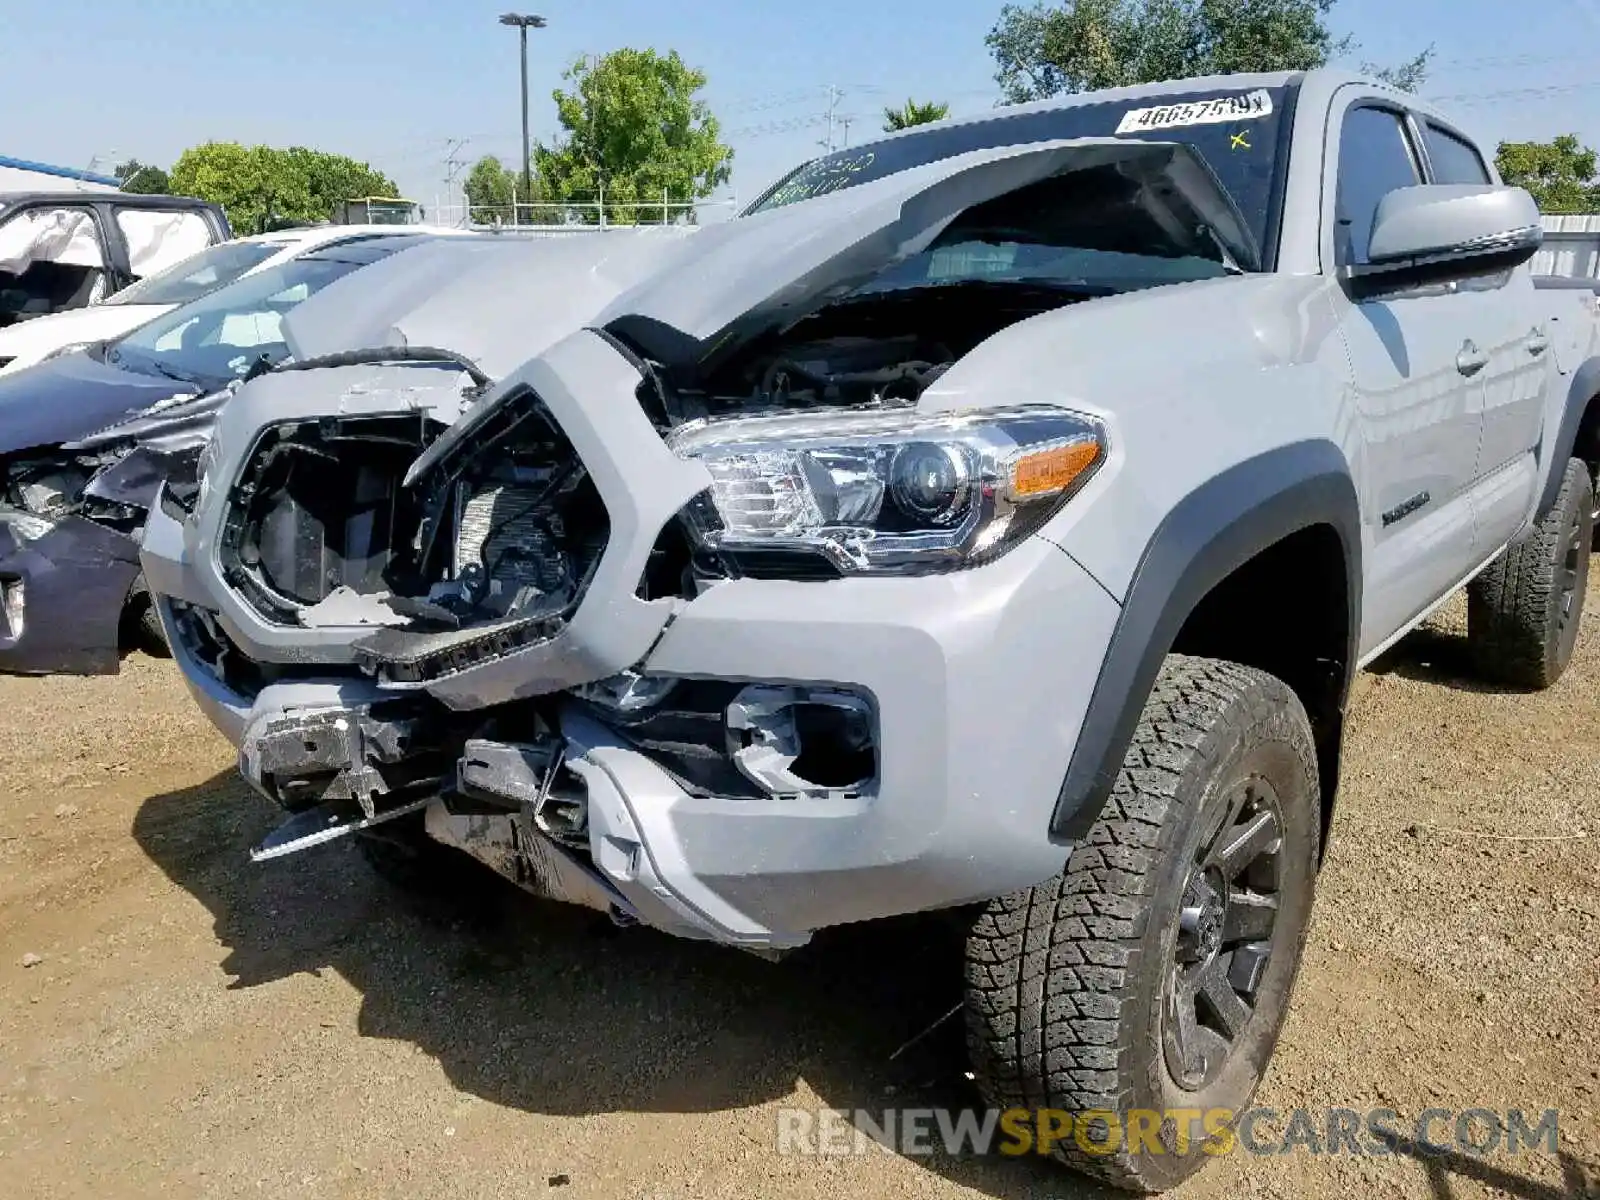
[9, 0, 1600, 216]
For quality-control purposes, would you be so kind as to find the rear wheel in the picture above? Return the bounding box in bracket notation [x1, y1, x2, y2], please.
[964, 656, 1320, 1193]
[1468, 457, 1593, 690]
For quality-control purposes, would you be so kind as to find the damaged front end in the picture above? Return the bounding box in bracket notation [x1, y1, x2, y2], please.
[160, 134, 1250, 945]
[0, 393, 220, 674]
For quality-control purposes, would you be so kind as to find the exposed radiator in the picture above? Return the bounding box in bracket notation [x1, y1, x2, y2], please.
[453, 484, 570, 600]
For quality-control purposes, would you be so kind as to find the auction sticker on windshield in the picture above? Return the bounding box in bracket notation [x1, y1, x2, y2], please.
[1114, 89, 1274, 135]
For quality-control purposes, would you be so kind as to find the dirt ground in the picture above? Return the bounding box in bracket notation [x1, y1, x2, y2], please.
[0, 587, 1596, 1200]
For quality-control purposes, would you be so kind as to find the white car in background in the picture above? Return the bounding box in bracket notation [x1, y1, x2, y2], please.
[0, 225, 474, 375]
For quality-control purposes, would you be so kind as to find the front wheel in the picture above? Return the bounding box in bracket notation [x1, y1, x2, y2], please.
[964, 655, 1321, 1193]
[121, 577, 171, 658]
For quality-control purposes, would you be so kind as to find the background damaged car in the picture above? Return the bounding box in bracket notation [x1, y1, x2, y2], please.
[0, 231, 456, 674]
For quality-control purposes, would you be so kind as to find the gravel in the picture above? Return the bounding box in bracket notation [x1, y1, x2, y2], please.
[0, 582, 1595, 1199]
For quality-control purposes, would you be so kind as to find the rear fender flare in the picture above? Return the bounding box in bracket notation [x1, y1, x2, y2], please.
[1538, 356, 1600, 518]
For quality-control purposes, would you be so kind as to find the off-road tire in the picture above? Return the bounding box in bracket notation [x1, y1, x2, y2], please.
[1468, 456, 1594, 690]
[355, 813, 500, 914]
[964, 655, 1321, 1194]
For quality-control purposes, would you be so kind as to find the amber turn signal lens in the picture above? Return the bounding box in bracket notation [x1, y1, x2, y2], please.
[1009, 440, 1101, 498]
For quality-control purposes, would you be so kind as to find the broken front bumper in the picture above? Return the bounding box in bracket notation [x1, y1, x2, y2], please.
[0, 507, 139, 675]
[151, 527, 1121, 948]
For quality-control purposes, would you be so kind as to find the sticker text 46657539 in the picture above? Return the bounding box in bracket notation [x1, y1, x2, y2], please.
[1114, 90, 1274, 136]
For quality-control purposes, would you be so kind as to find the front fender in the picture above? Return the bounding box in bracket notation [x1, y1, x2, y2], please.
[1048, 439, 1361, 841]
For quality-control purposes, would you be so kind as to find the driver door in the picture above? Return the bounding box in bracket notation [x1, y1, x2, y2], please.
[1328, 100, 1499, 657]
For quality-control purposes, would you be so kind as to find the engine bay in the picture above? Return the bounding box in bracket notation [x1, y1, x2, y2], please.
[222, 403, 610, 662]
[2, 444, 147, 533]
[661, 280, 1094, 416]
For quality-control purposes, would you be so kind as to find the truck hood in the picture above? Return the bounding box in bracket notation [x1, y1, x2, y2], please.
[594, 136, 1258, 360]
[414, 137, 1254, 486]
[0, 351, 198, 454]
[283, 230, 700, 380]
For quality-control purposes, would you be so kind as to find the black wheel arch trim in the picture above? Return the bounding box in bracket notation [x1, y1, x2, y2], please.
[1049, 439, 1363, 843]
[1538, 356, 1600, 519]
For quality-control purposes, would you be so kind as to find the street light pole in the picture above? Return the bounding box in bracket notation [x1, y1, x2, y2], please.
[499, 13, 546, 224]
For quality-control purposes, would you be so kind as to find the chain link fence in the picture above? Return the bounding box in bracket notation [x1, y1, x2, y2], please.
[426, 199, 739, 230]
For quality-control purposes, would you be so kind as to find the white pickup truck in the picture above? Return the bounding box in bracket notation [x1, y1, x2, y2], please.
[142, 69, 1596, 1191]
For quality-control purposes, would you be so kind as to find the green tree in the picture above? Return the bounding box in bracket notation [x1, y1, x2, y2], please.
[883, 99, 952, 132]
[463, 155, 518, 223]
[533, 48, 733, 225]
[114, 159, 171, 194]
[1496, 135, 1600, 214]
[283, 147, 397, 217]
[987, 0, 1430, 102]
[168, 143, 397, 233]
[1362, 48, 1434, 93]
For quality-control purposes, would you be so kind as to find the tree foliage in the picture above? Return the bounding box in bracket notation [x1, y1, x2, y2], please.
[884, 99, 952, 132]
[463, 155, 519, 223]
[987, 0, 1430, 101]
[1362, 48, 1433, 93]
[533, 48, 733, 224]
[1496, 135, 1600, 214]
[167, 143, 397, 233]
[114, 159, 171, 194]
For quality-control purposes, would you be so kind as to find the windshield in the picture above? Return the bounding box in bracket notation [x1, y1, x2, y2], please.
[847, 156, 1245, 298]
[105, 252, 372, 387]
[747, 84, 1294, 264]
[104, 238, 285, 307]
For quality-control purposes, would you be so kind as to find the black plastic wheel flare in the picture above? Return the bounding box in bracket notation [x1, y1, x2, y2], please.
[1162, 777, 1285, 1092]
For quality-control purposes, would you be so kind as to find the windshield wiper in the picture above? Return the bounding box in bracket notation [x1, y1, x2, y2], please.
[140, 359, 205, 387]
[108, 345, 205, 388]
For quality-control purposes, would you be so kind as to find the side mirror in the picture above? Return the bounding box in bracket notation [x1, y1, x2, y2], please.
[1350, 184, 1542, 293]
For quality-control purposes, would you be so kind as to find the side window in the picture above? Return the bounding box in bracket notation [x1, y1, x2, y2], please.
[1335, 106, 1423, 265]
[1421, 124, 1492, 186]
[0, 207, 109, 327]
[115, 208, 214, 279]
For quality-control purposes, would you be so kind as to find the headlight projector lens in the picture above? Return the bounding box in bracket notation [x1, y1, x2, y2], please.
[889, 442, 970, 525]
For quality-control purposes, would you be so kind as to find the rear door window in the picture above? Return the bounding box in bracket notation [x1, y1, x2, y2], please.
[1421, 124, 1492, 186]
[116, 208, 216, 278]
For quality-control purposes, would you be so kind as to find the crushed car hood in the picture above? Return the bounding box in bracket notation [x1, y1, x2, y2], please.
[594, 136, 1258, 360]
[0, 352, 198, 454]
[283, 230, 701, 380]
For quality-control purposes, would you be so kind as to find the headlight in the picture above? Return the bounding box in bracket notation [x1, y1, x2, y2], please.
[669, 406, 1104, 576]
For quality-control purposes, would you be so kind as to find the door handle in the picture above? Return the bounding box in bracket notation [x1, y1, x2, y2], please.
[1526, 328, 1551, 357]
[1456, 340, 1489, 377]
